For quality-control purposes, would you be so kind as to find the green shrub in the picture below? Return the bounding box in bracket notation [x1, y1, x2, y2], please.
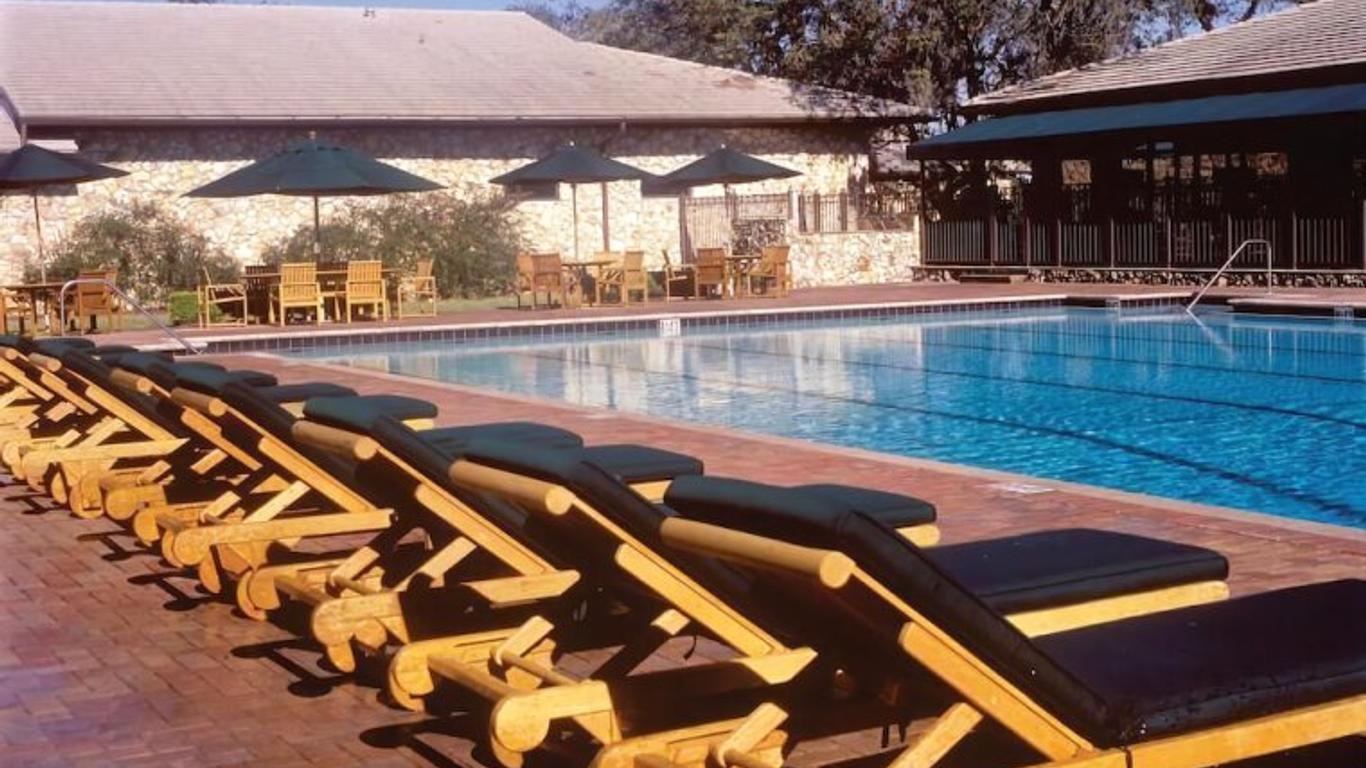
[32, 202, 237, 305]
[166, 291, 199, 326]
[262, 193, 521, 299]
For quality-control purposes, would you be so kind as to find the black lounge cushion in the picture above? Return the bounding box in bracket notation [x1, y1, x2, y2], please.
[169, 364, 278, 396]
[662, 475, 935, 548]
[107, 351, 178, 377]
[578, 444, 704, 484]
[258, 383, 356, 404]
[88, 344, 142, 360]
[663, 477, 1227, 615]
[754, 506, 1366, 747]
[26, 336, 95, 355]
[219, 380, 357, 482]
[458, 439, 761, 613]
[926, 529, 1228, 614]
[423, 422, 583, 456]
[54, 347, 181, 433]
[1038, 579, 1366, 743]
[304, 395, 439, 432]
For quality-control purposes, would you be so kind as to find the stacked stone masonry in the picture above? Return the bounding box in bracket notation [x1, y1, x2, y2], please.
[2, 124, 922, 288]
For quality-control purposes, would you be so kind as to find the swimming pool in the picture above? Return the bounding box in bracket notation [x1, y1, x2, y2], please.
[293, 307, 1366, 529]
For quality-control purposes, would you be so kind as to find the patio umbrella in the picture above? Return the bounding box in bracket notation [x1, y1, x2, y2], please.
[489, 142, 651, 259]
[655, 145, 801, 257]
[0, 144, 128, 281]
[654, 145, 800, 191]
[185, 134, 443, 255]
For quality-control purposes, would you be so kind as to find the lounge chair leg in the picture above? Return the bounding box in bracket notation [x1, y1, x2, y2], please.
[885, 702, 982, 768]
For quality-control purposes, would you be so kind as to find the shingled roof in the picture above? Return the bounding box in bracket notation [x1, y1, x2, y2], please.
[0, 1, 912, 131]
[968, 0, 1366, 114]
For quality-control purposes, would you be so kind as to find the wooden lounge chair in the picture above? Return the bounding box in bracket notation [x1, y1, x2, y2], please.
[251, 396, 702, 674]
[641, 475, 1364, 768]
[4, 345, 191, 505]
[396, 258, 437, 318]
[382, 442, 1233, 766]
[694, 247, 728, 299]
[598, 249, 648, 304]
[272, 262, 324, 326]
[342, 259, 389, 322]
[746, 245, 792, 298]
[196, 267, 248, 327]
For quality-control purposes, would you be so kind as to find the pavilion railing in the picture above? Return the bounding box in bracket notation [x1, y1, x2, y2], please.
[922, 202, 1366, 272]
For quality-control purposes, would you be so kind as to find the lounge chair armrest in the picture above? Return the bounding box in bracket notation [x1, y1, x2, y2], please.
[291, 420, 380, 461]
[448, 459, 575, 515]
[27, 353, 61, 372]
[109, 368, 154, 395]
[170, 387, 227, 417]
[660, 517, 854, 588]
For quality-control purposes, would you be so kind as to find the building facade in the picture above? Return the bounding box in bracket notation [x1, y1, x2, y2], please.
[0, 2, 922, 289]
[911, 0, 1366, 283]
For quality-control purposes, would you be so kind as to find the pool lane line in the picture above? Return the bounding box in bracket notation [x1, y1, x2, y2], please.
[847, 328, 1366, 388]
[511, 348, 1361, 523]
[677, 338, 1366, 432]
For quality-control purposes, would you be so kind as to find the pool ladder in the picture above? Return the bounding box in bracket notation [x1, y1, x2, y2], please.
[58, 278, 202, 355]
[1185, 239, 1273, 313]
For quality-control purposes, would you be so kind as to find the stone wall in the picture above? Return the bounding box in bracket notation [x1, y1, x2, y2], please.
[790, 227, 922, 287]
[2, 123, 874, 286]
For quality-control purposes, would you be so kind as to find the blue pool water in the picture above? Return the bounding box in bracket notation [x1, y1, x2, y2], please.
[294, 307, 1366, 529]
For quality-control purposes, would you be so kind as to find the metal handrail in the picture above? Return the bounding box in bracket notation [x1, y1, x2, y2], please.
[58, 278, 201, 355]
[1185, 238, 1273, 312]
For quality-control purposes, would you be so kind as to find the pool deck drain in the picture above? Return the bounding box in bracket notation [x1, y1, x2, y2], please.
[2, 344, 1364, 766]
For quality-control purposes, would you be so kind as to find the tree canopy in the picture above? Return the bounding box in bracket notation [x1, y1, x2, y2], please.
[511, 0, 1308, 124]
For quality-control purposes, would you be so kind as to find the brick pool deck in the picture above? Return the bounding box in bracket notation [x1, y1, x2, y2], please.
[4, 282, 1366, 766]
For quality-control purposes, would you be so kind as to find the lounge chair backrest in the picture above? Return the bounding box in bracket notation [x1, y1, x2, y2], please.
[516, 253, 534, 277]
[346, 260, 385, 301]
[622, 250, 645, 273]
[280, 262, 319, 301]
[662, 476, 1114, 744]
[414, 259, 434, 280]
[695, 247, 726, 282]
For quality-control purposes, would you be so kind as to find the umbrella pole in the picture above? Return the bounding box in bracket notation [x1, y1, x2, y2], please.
[32, 192, 46, 284]
[601, 181, 610, 251]
[571, 183, 580, 261]
[312, 195, 321, 259]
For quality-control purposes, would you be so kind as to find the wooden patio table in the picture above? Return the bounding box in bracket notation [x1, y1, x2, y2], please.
[561, 259, 617, 306]
[2, 281, 69, 333]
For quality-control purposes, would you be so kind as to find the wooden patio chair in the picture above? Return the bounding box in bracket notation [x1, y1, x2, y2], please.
[514, 252, 568, 309]
[746, 245, 792, 298]
[382, 443, 1231, 766]
[342, 260, 389, 323]
[396, 258, 437, 319]
[694, 246, 728, 299]
[636, 476, 1355, 768]
[197, 267, 248, 327]
[72, 268, 122, 333]
[660, 250, 695, 300]
[272, 262, 324, 326]
[597, 250, 648, 304]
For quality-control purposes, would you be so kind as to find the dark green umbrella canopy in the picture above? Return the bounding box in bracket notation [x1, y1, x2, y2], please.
[185, 138, 442, 198]
[0, 144, 127, 189]
[489, 143, 651, 186]
[655, 146, 800, 189]
[1, 144, 127, 282]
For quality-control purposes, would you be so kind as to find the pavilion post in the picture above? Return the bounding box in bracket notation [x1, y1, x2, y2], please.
[601, 181, 610, 251]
